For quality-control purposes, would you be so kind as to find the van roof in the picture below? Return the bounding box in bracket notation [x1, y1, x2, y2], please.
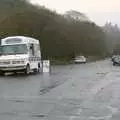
[2, 36, 37, 40]
[1, 36, 40, 45]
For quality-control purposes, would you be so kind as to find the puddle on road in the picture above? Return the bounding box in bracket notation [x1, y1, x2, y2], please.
[40, 82, 61, 95]
[0, 112, 17, 116]
[39, 72, 69, 95]
[9, 99, 25, 103]
[96, 72, 109, 78]
[31, 114, 46, 118]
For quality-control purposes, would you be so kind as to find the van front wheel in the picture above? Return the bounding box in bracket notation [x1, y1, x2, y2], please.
[0, 71, 5, 76]
[24, 64, 30, 75]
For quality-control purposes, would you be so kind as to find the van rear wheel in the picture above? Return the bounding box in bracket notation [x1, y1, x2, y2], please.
[37, 63, 42, 73]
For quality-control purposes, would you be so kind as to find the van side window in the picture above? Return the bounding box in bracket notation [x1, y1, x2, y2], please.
[33, 44, 41, 57]
[37, 44, 41, 57]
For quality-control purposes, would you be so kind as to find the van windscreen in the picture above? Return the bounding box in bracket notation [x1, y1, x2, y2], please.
[0, 44, 28, 55]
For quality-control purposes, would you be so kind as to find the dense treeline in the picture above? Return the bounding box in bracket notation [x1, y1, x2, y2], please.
[103, 22, 120, 55]
[0, 0, 107, 59]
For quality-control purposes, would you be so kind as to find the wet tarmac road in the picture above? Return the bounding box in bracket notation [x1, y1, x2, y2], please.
[1, 59, 120, 119]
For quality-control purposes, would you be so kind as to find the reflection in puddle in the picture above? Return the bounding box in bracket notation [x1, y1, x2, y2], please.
[39, 72, 67, 95]
[40, 73, 59, 95]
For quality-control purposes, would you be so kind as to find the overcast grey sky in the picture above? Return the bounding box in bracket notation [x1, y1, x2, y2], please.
[30, 0, 120, 26]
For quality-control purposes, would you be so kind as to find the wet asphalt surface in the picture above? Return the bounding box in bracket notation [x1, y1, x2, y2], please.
[1, 59, 120, 119]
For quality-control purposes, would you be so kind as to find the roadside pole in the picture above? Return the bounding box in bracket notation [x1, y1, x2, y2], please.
[42, 60, 51, 73]
[40, 60, 51, 93]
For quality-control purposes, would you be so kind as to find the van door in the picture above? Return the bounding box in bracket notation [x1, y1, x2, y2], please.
[29, 43, 37, 69]
[34, 43, 41, 67]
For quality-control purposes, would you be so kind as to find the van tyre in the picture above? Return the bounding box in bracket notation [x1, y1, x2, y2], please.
[113, 62, 116, 66]
[24, 64, 30, 75]
[0, 71, 5, 76]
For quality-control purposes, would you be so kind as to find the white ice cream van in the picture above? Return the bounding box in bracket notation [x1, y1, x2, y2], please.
[0, 36, 42, 75]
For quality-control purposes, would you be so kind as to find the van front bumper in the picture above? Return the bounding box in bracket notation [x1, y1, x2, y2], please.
[0, 65, 26, 72]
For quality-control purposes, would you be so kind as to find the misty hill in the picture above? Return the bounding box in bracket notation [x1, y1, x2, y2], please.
[0, 0, 107, 59]
[103, 22, 120, 54]
[0, 0, 32, 21]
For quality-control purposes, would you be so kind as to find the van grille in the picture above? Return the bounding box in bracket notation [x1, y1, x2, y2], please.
[0, 61, 10, 65]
